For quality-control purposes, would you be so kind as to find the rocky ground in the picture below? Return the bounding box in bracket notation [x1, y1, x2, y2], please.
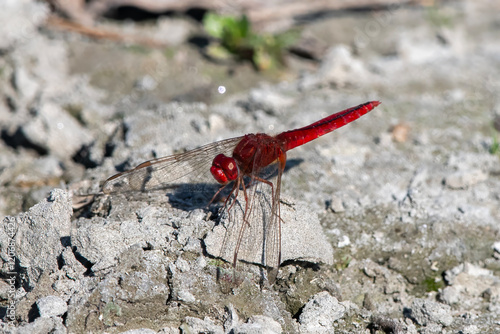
[1, 0, 500, 333]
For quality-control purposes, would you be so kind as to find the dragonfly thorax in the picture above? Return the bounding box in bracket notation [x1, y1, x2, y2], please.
[210, 153, 239, 184]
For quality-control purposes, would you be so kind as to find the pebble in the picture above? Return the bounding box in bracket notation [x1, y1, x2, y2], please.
[299, 291, 346, 333]
[37, 295, 68, 317]
[409, 298, 453, 327]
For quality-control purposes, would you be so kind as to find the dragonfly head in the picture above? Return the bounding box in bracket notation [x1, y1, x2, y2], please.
[211, 154, 239, 184]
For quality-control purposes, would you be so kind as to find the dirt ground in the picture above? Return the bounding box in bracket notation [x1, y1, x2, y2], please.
[1, 0, 500, 333]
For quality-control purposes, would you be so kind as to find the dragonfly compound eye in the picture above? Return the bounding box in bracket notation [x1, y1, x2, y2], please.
[211, 154, 239, 184]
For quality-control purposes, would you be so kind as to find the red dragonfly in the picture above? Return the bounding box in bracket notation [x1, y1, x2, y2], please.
[102, 101, 380, 281]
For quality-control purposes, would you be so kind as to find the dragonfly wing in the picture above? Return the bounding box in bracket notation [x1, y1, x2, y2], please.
[263, 163, 283, 283]
[102, 136, 244, 194]
[209, 149, 283, 283]
[215, 180, 273, 271]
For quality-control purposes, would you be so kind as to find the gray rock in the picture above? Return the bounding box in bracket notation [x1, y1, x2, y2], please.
[61, 246, 87, 280]
[181, 316, 224, 334]
[2, 156, 64, 189]
[71, 204, 177, 272]
[493, 241, 500, 258]
[439, 286, 460, 305]
[244, 88, 295, 115]
[298, 291, 346, 333]
[0, 0, 49, 50]
[0, 189, 72, 288]
[409, 298, 453, 327]
[444, 169, 488, 189]
[65, 247, 171, 332]
[299, 45, 370, 89]
[231, 315, 282, 334]
[15, 316, 66, 334]
[21, 102, 93, 159]
[135, 75, 158, 91]
[158, 327, 181, 334]
[440, 263, 500, 309]
[204, 198, 333, 270]
[12, 66, 39, 102]
[118, 103, 217, 164]
[120, 329, 158, 334]
[37, 295, 68, 317]
[329, 194, 345, 213]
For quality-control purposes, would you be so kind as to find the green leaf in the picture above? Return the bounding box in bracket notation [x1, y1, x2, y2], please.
[203, 12, 229, 38]
[203, 12, 300, 71]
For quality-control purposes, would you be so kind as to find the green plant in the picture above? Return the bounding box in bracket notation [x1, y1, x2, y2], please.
[425, 6, 454, 28]
[203, 13, 298, 71]
[490, 134, 499, 155]
[422, 276, 444, 293]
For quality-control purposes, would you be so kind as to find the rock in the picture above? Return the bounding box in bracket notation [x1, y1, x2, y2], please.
[65, 248, 172, 332]
[135, 75, 158, 91]
[329, 194, 345, 213]
[20, 102, 93, 159]
[444, 170, 488, 189]
[7, 156, 64, 188]
[119, 103, 212, 160]
[61, 246, 87, 280]
[231, 315, 282, 334]
[440, 286, 460, 305]
[408, 298, 453, 327]
[15, 316, 66, 334]
[71, 206, 176, 272]
[492, 241, 500, 253]
[298, 291, 346, 333]
[120, 329, 158, 334]
[37, 295, 68, 317]
[158, 327, 181, 334]
[299, 45, 370, 89]
[181, 316, 224, 334]
[204, 198, 333, 270]
[440, 263, 500, 308]
[244, 88, 295, 115]
[0, 0, 49, 50]
[0, 189, 72, 289]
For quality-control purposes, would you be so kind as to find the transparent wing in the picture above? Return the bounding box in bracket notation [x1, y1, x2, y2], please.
[209, 150, 284, 283]
[102, 136, 244, 194]
[263, 161, 283, 283]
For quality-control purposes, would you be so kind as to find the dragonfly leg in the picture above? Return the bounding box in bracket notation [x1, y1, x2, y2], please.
[208, 183, 229, 206]
[252, 176, 286, 224]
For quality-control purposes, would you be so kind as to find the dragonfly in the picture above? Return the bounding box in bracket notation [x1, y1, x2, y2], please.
[102, 101, 380, 282]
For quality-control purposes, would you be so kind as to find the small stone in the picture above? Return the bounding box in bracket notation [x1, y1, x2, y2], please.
[493, 241, 500, 254]
[329, 195, 345, 213]
[409, 298, 453, 327]
[299, 291, 346, 333]
[177, 289, 196, 303]
[181, 316, 224, 334]
[231, 315, 282, 334]
[337, 235, 350, 248]
[440, 286, 460, 305]
[135, 75, 158, 91]
[15, 316, 66, 334]
[37, 295, 68, 318]
[391, 123, 410, 143]
[175, 257, 190, 272]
